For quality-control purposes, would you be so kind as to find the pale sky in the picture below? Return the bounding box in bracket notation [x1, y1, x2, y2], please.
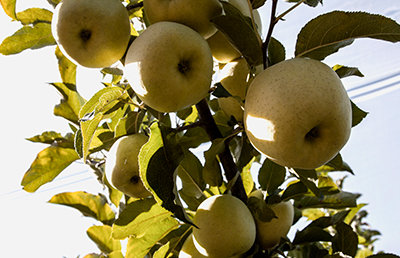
[1, 0, 400, 257]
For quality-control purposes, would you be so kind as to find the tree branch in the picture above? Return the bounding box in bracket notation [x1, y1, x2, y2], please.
[262, 0, 279, 69]
[195, 98, 248, 203]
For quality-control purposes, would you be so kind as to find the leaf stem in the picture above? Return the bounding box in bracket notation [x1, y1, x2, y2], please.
[195, 99, 248, 203]
[262, 0, 279, 69]
[275, 0, 307, 22]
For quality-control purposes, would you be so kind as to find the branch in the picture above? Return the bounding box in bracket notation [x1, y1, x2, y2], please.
[195, 99, 248, 203]
[262, 0, 278, 69]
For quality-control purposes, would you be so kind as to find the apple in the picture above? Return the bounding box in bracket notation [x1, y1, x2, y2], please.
[105, 134, 152, 199]
[255, 200, 294, 250]
[244, 58, 352, 169]
[207, 0, 262, 63]
[143, 0, 223, 39]
[51, 0, 131, 68]
[218, 57, 251, 122]
[124, 22, 213, 113]
[192, 194, 256, 258]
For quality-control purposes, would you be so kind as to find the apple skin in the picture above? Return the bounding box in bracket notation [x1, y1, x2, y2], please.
[244, 58, 352, 169]
[218, 58, 251, 122]
[192, 194, 256, 258]
[105, 134, 152, 199]
[51, 0, 131, 68]
[124, 22, 213, 113]
[255, 201, 294, 250]
[143, 0, 223, 39]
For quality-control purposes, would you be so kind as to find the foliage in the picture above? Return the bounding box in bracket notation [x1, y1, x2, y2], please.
[1, 0, 400, 257]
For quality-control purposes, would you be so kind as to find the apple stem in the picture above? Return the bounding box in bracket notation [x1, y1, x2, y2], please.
[195, 98, 248, 203]
[262, 0, 279, 69]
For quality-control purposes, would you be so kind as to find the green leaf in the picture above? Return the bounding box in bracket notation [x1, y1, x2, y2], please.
[16, 8, 53, 25]
[87, 225, 121, 254]
[267, 37, 286, 66]
[281, 180, 309, 201]
[50, 82, 86, 125]
[108, 251, 124, 258]
[318, 176, 340, 195]
[295, 11, 400, 60]
[21, 146, 79, 192]
[80, 112, 104, 160]
[49, 191, 115, 225]
[55, 46, 77, 85]
[26, 131, 63, 144]
[251, 0, 267, 9]
[177, 126, 209, 149]
[212, 82, 232, 98]
[292, 226, 333, 245]
[351, 100, 368, 127]
[258, 158, 286, 194]
[317, 153, 353, 174]
[298, 174, 323, 201]
[0, 23, 55, 55]
[211, 2, 263, 66]
[203, 138, 225, 187]
[114, 110, 145, 138]
[139, 123, 191, 225]
[247, 196, 276, 223]
[367, 254, 400, 258]
[332, 222, 359, 257]
[0, 0, 16, 19]
[297, 191, 358, 209]
[177, 149, 206, 199]
[241, 159, 256, 196]
[333, 64, 364, 79]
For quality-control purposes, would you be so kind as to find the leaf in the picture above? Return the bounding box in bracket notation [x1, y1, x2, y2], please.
[332, 222, 359, 257]
[26, 131, 63, 144]
[281, 180, 309, 201]
[318, 176, 340, 195]
[247, 196, 276, 223]
[203, 138, 225, 187]
[295, 11, 400, 60]
[297, 191, 358, 209]
[80, 112, 104, 160]
[108, 251, 124, 258]
[212, 82, 232, 98]
[114, 110, 145, 138]
[292, 226, 333, 245]
[317, 153, 354, 174]
[367, 254, 400, 258]
[351, 100, 368, 127]
[50, 82, 86, 124]
[49, 191, 115, 225]
[139, 123, 191, 225]
[0, 0, 16, 19]
[333, 65, 364, 79]
[16, 8, 53, 25]
[267, 37, 286, 66]
[87, 225, 121, 254]
[55, 46, 77, 85]
[21, 146, 79, 192]
[177, 149, 206, 199]
[258, 158, 286, 194]
[211, 2, 263, 66]
[0, 23, 55, 55]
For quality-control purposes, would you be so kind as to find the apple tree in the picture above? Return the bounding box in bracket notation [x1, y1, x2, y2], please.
[1, 0, 400, 257]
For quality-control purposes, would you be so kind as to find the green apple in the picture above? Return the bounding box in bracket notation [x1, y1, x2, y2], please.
[51, 0, 131, 68]
[192, 194, 256, 258]
[143, 0, 223, 39]
[218, 58, 251, 122]
[207, 0, 262, 63]
[255, 200, 294, 250]
[244, 58, 352, 169]
[105, 134, 151, 199]
[124, 22, 213, 113]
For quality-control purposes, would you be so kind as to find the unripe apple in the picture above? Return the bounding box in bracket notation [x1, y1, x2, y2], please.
[255, 201, 294, 250]
[244, 58, 352, 169]
[124, 22, 213, 113]
[143, 0, 223, 39]
[105, 134, 151, 199]
[51, 0, 131, 68]
[192, 194, 256, 258]
[218, 58, 251, 122]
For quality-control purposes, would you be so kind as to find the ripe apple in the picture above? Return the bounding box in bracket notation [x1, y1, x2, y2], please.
[51, 0, 131, 68]
[143, 0, 223, 39]
[255, 200, 294, 250]
[105, 134, 152, 199]
[207, 0, 262, 63]
[192, 194, 256, 258]
[218, 58, 251, 122]
[124, 22, 213, 113]
[244, 58, 352, 169]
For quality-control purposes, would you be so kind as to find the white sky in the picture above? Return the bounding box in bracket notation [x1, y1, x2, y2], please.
[1, 0, 400, 257]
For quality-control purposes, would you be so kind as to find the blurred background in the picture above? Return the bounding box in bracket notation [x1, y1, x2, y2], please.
[0, 0, 399, 257]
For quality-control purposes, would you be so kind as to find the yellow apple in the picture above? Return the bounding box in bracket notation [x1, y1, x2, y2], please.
[244, 58, 352, 169]
[192, 194, 256, 258]
[124, 22, 213, 113]
[143, 0, 223, 39]
[105, 134, 151, 199]
[218, 58, 251, 121]
[51, 0, 131, 68]
[255, 200, 294, 250]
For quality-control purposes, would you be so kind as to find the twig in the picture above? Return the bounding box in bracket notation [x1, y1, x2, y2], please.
[275, 0, 307, 22]
[195, 99, 248, 203]
[262, 0, 279, 69]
